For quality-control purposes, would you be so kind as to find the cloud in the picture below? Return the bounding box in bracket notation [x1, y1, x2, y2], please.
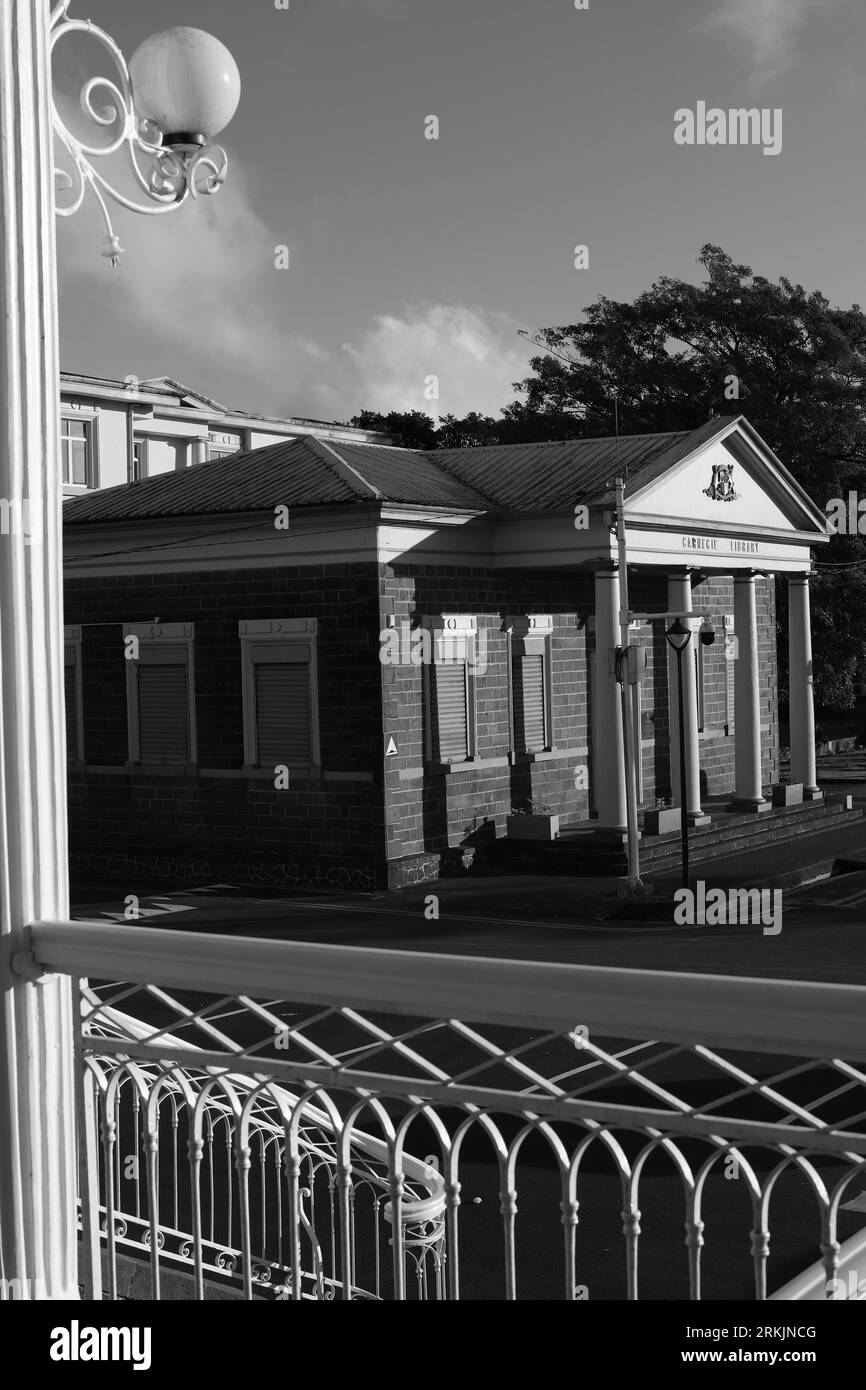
[340, 304, 531, 419]
[56, 155, 331, 417]
[702, 0, 841, 80]
[56, 162, 530, 424]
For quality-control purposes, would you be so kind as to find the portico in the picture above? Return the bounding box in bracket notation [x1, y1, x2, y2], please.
[586, 417, 829, 835]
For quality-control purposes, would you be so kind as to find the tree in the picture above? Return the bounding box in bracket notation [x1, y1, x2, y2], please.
[349, 409, 438, 450]
[509, 246, 866, 707]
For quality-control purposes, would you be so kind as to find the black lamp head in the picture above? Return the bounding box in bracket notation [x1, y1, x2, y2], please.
[665, 617, 692, 652]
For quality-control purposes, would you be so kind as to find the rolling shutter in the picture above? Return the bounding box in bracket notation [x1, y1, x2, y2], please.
[137, 663, 190, 764]
[725, 617, 735, 734]
[694, 644, 705, 733]
[64, 662, 78, 761]
[254, 661, 312, 766]
[434, 662, 468, 761]
[512, 652, 546, 752]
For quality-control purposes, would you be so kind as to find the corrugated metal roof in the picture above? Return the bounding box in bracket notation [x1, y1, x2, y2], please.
[63, 421, 736, 526]
[321, 442, 491, 507]
[432, 432, 696, 509]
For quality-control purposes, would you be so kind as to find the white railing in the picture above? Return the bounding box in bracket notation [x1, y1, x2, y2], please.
[29, 921, 866, 1301]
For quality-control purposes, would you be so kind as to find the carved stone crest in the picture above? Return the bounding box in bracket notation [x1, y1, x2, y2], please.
[704, 462, 739, 502]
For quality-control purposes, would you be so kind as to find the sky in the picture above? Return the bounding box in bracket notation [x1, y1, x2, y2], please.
[54, 0, 866, 425]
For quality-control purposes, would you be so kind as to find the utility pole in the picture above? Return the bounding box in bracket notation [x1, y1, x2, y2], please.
[615, 475, 643, 891]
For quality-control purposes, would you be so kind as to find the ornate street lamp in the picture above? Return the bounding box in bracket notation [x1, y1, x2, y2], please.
[50, 4, 241, 265]
[0, 0, 240, 1301]
[665, 617, 692, 890]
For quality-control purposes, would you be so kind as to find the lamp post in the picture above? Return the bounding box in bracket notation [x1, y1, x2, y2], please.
[665, 617, 692, 890]
[0, 0, 238, 1299]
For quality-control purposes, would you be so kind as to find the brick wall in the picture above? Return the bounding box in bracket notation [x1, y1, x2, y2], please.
[65, 564, 386, 886]
[380, 565, 594, 877]
[65, 559, 780, 889]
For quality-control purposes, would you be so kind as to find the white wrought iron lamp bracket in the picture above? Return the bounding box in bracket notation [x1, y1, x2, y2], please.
[50, 1, 229, 266]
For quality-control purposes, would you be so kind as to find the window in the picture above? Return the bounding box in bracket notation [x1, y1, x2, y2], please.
[724, 612, 735, 734]
[64, 626, 84, 763]
[125, 624, 196, 766]
[131, 438, 148, 481]
[694, 640, 706, 733]
[508, 616, 553, 754]
[207, 431, 243, 462]
[425, 615, 478, 765]
[61, 417, 94, 487]
[239, 620, 319, 771]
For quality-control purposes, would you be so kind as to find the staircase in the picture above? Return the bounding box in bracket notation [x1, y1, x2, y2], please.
[498, 796, 864, 878]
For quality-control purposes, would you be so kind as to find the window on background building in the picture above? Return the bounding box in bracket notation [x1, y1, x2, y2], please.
[64, 626, 84, 763]
[425, 615, 478, 765]
[124, 624, 196, 766]
[508, 616, 553, 754]
[206, 432, 243, 462]
[61, 417, 94, 487]
[239, 620, 319, 772]
[131, 439, 148, 481]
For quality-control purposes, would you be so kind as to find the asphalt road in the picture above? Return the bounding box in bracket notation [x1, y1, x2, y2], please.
[71, 870, 866, 983]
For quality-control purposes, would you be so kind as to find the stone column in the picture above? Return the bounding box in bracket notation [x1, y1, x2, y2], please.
[667, 571, 708, 824]
[0, 0, 79, 1299]
[592, 569, 627, 832]
[788, 574, 821, 800]
[732, 573, 771, 811]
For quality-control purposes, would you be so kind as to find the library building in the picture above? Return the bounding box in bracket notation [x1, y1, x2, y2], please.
[62, 415, 831, 889]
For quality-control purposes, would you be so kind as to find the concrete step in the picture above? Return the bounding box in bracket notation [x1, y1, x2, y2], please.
[498, 799, 863, 878]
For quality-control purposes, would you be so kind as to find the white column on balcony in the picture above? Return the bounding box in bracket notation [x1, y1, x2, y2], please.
[788, 573, 821, 800]
[0, 0, 78, 1299]
[732, 572, 771, 811]
[592, 569, 627, 832]
[666, 571, 708, 825]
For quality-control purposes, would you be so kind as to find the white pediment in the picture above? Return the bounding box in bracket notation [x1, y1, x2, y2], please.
[626, 428, 826, 540]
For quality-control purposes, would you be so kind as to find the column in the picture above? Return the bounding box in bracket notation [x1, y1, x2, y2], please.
[0, 1, 79, 1298]
[592, 569, 627, 832]
[667, 572, 708, 824]
[788, 574, 821, 800]
[732, 573, 771, 811]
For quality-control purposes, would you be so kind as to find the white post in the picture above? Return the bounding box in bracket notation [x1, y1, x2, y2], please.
[614, 478, 642, 885]
[593, 569, 627, 832]
[732, 573, 771, 812]
[0, 0, 79, 1300]
[788, 574, 821, 800]
[666, 572, 708, 825]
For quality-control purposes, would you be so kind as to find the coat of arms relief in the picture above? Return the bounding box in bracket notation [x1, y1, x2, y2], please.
[704, 462, 740, 502]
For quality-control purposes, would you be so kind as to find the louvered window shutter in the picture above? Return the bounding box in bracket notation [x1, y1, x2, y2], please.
[725, 618, 735, 734]
[725, 651, 736, 733]
[694, 645, 705, 733]
[512, 652, 546, 751]
[137, 663, 190, 764]
[435, 662, 468, 761]
[254, 661, 312, 766]
[65, 663, 79, 761]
